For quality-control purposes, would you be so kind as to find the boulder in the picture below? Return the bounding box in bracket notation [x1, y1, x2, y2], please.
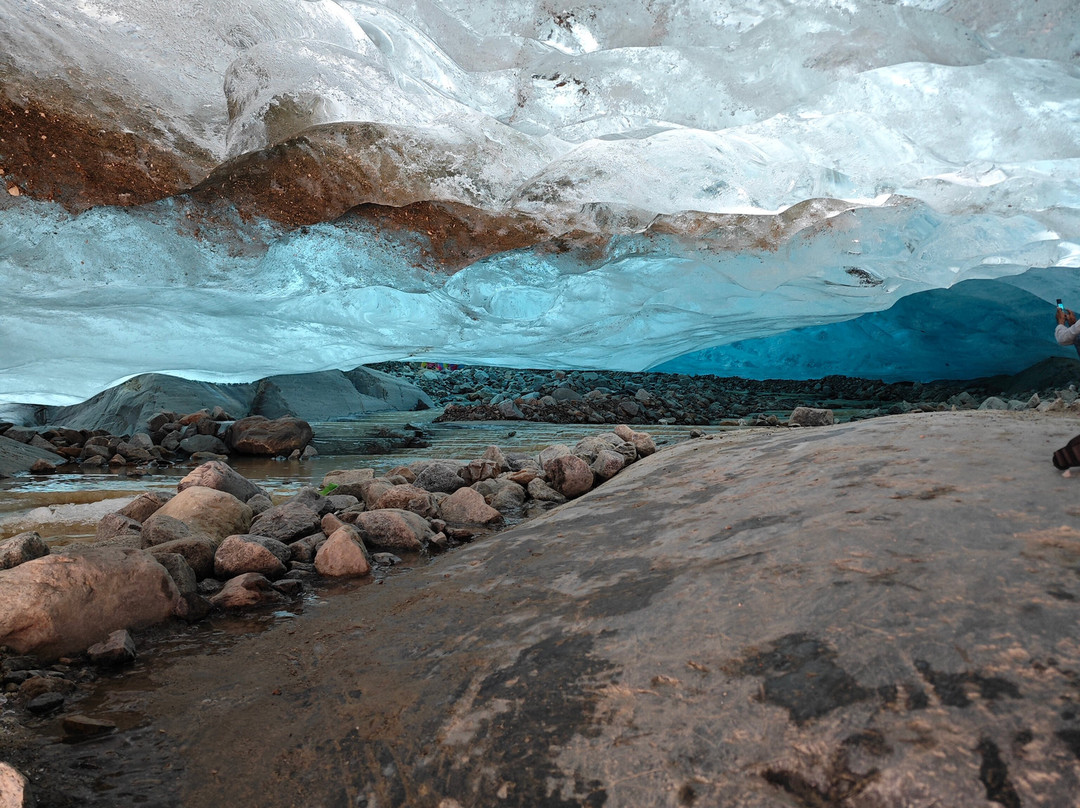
[351, 509, 435, 552]
[459, 458, 500, 486]
[614, 424, 656, 457]
[488, 481, 527, 513]
[141, 514, 204, 548]
[356, 478, 396, 509]
[481, 445, 509, 472]
[373, 484, 439, 519]
[320, 468, 375, 498]
[209, 573, 287, 609]
[224, 416, 313, 456]
[413, 462, 466, 494]
[149, 537, 217, 580]
[314, 525, 372, 578]
[497, 399, 524, 419]
[87, 629, 137, 667]
[283, 486, 335, 516]
[0, 531, 50, 570]
[178, 460, 265, 503]
[788, 406, 835, 427]
[439, 487, 504, 526]
[179, 434, 229, 455]
[543, 454, 594, 499]
[248, 501, 322, 544]
[590, 448, 627, 481]
[214, 535, 291, 579]
[527, 478, 567, 504]
[95, 512, 143, 545]
[246, 494, 273, 515]
[146, 486, 253, 543]
[117, 491, 171, 523]
[0, 547, 182, 659]
[153, 552, 198, 596]
[539, 444, 571, 468]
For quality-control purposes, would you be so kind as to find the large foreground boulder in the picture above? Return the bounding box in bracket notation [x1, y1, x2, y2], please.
[83, 411, 1080, 808]
[0, 547, 182, 659]
[224, 416, 313, 456]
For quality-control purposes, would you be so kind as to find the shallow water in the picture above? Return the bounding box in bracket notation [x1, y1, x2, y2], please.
[0, 412, 734, 545]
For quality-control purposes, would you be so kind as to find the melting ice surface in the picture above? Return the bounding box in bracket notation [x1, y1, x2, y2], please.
[1, 0, 1079, 405]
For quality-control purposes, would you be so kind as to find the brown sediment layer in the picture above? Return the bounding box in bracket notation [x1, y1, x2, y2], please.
[0, 92, 197, 210]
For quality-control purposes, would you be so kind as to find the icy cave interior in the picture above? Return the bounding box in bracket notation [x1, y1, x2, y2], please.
[1, 0, 1078, 406]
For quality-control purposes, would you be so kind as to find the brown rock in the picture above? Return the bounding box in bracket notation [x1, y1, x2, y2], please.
[0, 547, 182, 659]
[30, 458, 56, 473]
[225, 416, 313, 456]
[373, 484, 439, 519]
[789, 406, 836, 427]
[353, 478, 394, 509]
[439, 487, 504, 526]
[527, 478, 567, 504]
[95, 512, 143, 545]
[214, 535, 290, 579]
[459, 458, 500, 486]
[248, 501, 322, 544]
[0, 531, 50, 570]
[149, 537, 217, 580]
[87, 629, 137, 667]
[314, 525, 372, 578]
[351, 509, 434, 552]
[590, 448, 627, 481]
[178, 460, 265, 503]
[117, 491, 171, 523]
[615, 424, 656, 457]
[146, 486, 253, 544]
[209, 572, 287, 609]
[543, 454, 594, 499]
[320, 468, 375, 498]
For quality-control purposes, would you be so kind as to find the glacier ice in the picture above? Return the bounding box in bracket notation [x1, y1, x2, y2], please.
[1, 0, 1078, 406]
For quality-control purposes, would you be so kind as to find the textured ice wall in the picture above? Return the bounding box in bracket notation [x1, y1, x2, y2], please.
[1, 0, 1078, 404]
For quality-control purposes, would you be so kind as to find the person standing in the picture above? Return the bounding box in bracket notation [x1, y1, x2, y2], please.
[1055, 305, 1080, 356]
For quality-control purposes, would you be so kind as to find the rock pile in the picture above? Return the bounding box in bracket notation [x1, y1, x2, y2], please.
[0, 424, 659, 673]
[0, 411, 316, 475]
[372, 360, 1080, 426]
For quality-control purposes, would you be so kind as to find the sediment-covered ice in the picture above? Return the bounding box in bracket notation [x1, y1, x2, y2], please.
[0, 0, 1078, 404]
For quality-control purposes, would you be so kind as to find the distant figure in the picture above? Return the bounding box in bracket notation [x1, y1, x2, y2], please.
[1056, 306, 1080, 357]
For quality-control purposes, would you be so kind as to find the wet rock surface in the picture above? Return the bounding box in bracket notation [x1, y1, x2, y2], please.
[6, 410, 1080, 806]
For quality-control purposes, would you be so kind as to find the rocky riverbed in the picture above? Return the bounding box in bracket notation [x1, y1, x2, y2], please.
[371, 357, 1080, 426]
[4, 408, 1080, 806]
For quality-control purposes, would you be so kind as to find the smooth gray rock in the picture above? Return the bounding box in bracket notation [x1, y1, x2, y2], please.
[413, 462, 466, 494]
[248, 501, 322, 544]
[0, 434, 64, 478]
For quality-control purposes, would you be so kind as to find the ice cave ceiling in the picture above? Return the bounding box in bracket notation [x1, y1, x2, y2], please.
[0, 0, 1078, 405]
